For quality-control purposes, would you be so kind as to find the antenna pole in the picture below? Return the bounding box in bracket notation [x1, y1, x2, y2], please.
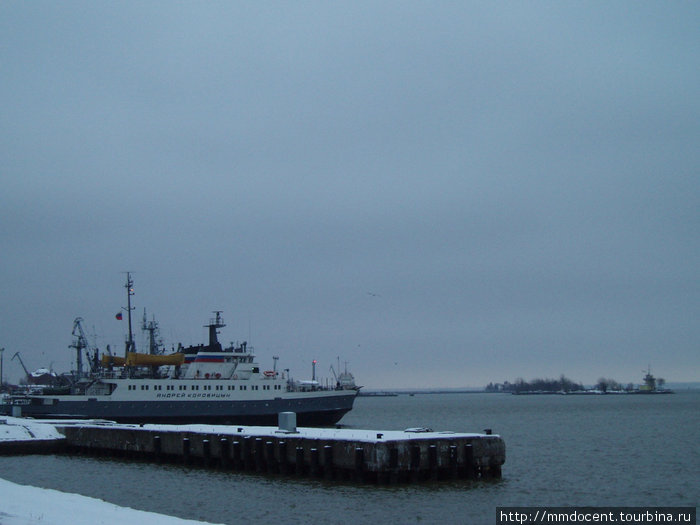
[124, 272, 136, 358]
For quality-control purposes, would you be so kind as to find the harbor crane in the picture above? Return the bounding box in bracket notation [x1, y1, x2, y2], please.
[11, 352, 31, 380]
[70, 317, 98, 377]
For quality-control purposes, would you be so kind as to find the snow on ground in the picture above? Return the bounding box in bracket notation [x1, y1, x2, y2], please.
[136, 423, 489, 441]
[0, 417, 219, 524]
[0, 417, 64, 442]
[0, 478, 222, 525]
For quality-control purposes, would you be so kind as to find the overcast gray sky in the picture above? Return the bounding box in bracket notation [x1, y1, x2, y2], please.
[1, 2, 698, 389]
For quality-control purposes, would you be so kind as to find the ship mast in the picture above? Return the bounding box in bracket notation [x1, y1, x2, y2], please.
[123, 272, 136, 358]
[206, 311, 226, 351]
[142, 308, 161, 355]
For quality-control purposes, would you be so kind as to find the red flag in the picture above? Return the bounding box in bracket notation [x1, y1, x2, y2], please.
[115, 312, 123, 320]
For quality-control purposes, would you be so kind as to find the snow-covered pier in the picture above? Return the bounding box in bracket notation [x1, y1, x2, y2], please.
[56, 413, 505, 483]
[0, 413, 505, 484]
[0, 416, 66, 455]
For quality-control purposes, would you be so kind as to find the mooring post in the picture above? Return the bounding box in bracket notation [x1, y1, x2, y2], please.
[389, 447, 399, 484]
[490, 458, 502, 479]
[232, 440, 242, 470]
[153, 435, 162, 463]
[202, 439, 211, 467]
[354, 447, 365, 483]
[410, 445, 421, 482]
[278, 441, 288, 474]
[266, 441, 276, 473]
[323, 445, 334, 480]
[182, 437, 191, 465]
[243, 436, 253, 470]
[464, 443, 476, 479]
[449, 445, 458, 479]
[254, 438, 264, 472]
[310, 447, 319, 477]
[295, 446, 304, 476]
[428, 444, 438, 481]
[220, 438, 230, 468]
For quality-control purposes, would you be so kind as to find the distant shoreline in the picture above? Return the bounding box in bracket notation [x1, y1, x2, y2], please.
[359, 384, 699, 396]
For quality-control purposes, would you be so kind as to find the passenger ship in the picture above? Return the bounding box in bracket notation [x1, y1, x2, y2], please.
[1, 276, 359, 426]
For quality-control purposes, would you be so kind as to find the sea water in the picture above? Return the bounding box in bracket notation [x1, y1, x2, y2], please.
[0, 391, 697, 524]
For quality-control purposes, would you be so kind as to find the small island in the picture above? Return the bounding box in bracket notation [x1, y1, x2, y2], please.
[485, 368, 673, 395]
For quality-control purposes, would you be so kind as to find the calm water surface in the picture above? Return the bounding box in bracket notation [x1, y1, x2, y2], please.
[1, 391, 697, 524]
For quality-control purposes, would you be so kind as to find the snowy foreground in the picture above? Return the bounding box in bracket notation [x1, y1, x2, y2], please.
[0, 478, 223, 525]
[1, 416, 220, 525]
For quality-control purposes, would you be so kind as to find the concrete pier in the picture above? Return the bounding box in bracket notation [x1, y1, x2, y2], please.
[56, 419, 505, 484]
